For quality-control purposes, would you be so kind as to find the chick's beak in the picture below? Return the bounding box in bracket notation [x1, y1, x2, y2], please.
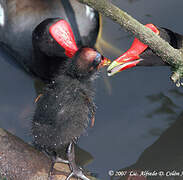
[98, 57, 111, 69]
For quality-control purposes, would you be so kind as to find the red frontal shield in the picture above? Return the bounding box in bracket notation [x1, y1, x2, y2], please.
[49, 19, 78, 58]
[116, 24, 160, 64]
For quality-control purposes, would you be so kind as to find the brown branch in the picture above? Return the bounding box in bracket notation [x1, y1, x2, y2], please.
[78, 0, 183, 85]
[0, 128, 94, 180]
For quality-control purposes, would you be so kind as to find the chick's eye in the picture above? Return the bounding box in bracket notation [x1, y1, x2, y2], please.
[92, 53, 102, 67]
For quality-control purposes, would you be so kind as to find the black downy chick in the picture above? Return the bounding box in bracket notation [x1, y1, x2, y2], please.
[32, 19, 110, 180]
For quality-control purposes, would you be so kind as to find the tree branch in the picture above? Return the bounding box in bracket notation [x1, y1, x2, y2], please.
[0, 128, 95, 180]
[78, 0, 183, 85]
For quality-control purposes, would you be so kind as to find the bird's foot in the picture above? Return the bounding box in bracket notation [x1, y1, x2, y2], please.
[48, 156, 69, 180]
[48, 161, 89, 180]
[66, 142, 90, 180]
[48, 143, 91, 180]
[66, 168, 90, 180]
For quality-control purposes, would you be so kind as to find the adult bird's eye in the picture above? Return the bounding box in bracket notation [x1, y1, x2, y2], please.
[92, 53, 102, 68]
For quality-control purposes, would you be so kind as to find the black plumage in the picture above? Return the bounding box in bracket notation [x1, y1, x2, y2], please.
[32, 50, 96, 151]
[32, 47, 107, 180]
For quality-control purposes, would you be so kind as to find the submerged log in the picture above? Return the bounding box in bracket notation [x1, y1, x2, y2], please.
[0, 128, 95, 180]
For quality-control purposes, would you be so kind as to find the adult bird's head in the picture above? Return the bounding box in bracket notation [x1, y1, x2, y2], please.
[107, 24, 179, 76]
[32, 18, 80, 79]
[32, 18, 79, 59]
[33, 18, 110, 80]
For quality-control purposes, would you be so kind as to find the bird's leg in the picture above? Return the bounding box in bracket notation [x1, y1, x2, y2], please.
[48, 161, 55, 180]
[66, 142, 90, 180]
[47, 152, 69, 180]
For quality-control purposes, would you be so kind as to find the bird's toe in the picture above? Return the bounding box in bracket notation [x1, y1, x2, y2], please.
[66, 168, 90, 180]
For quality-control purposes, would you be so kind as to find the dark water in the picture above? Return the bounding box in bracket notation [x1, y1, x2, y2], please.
[0, 0, 183, 179]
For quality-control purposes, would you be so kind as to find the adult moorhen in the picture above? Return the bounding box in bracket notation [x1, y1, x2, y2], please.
[0, 0, 99, 80]
[107, 24, 183, 76]
[32, 18, 110, 180]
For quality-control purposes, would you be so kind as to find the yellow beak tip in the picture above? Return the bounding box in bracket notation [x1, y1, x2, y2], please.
[107, 61, 121, 71]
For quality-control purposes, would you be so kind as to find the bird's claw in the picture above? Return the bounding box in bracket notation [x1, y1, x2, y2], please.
[66, 168, 90, 180]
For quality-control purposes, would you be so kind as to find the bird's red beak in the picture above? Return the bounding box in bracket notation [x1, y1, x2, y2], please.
[49, 19, 78, 58]
[107, 24, 159, 76]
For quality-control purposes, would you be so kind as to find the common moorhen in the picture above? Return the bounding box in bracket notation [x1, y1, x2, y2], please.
[32, 18, 110, 180]
[107, 24, 182, 76]
[0, 0, 99, 80]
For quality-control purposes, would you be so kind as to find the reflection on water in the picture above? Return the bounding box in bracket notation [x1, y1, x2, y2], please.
[0, 0, 183, 180]
[146, 93, 179, 118]
[114, 111, 183, 180]
[146, 91, 181, 126]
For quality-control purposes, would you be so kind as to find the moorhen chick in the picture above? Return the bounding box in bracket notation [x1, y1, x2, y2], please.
[0, 0, 99, 81]
[107, 24, 183, 76]
[32, 18, 110, 180]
